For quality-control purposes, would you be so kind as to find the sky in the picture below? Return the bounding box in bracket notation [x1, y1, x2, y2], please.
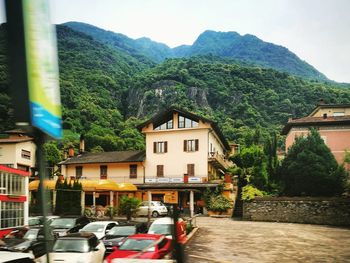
[1, 0, 349, 83]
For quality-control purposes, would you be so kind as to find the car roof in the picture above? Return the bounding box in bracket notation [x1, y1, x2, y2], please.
[86, 221, 117, 225]
[151, 217, 183, 225]
[127, 234, 164, 240]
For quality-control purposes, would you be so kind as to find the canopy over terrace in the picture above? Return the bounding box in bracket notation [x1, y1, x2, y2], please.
[29, 179, 137, 213]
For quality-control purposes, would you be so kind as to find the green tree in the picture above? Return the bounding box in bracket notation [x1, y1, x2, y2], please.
[281, 129, 346, 196]
[118, 196, 141, 221]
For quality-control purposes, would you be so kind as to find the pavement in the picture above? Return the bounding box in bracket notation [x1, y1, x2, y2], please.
[184, 216, 350, 263]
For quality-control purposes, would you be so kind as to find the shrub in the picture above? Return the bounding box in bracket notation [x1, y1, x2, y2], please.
[241, 184, 266, 201]
[118, 196, 141, 221]
[208, 195, 233, 212]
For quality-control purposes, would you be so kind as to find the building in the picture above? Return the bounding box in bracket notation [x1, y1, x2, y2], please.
[0, 130, 36, 176]
[136, 107, 235, 215]
[282, 103, 350, 171]
[57, 107, 236, 216]
[0, 165, 29, 237]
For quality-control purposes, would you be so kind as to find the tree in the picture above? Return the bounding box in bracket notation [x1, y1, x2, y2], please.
[280, 129, 346, 196]
[118, 196, 141, 221]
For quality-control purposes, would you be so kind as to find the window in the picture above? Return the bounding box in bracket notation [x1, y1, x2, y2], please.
[184, 139, 199, 152]
[100, 165, 107, 179]
[0, 202, 24, 228]
[157, 165, 164, 177]
[76, 166, 82, 178]
[21, 150, 31, 160]
[130, 165, 137, 178]
[178, 115, 199, 128]
[153, 141, 168, 153]
[187, 164, 195, 176]
[17, 164, 29, 172]
[0, 173, 25, 195]
[154, 119, 173, 130]
[333, 112, 345, 117]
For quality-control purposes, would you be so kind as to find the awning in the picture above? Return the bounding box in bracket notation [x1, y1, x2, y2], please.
[29, 179, 137, 192]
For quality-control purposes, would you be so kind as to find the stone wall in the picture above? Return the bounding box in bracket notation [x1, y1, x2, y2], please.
[243, 197, 350, 226]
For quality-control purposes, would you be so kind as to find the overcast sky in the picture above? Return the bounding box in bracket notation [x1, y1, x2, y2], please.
[1, 0, 349, 83]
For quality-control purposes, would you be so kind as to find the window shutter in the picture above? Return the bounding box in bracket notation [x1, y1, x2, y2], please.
[157, 165, 164, 177]
[195, 139, 199, 151]
[187, 164, 195, 176]
[153, 142, 157, 153]
[184, 140, 187, 152]
[164, 141, 168, 153]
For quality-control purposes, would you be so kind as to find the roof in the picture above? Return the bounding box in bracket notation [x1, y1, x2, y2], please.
[308, 103, 350, 116]
[60, 150, 145, 165]
[281, 115, 350, 135]
[137, 106, 230, 151]
[29, 179, 137, 192]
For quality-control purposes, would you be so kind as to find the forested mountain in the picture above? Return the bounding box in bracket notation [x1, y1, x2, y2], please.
[0, 23, 350, 153]
[64, 22, 328, 81]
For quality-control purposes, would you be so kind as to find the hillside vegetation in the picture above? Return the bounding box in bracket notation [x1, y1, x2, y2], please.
[0, 23, 350, 153]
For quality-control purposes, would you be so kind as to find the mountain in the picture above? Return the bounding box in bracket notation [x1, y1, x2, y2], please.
[64, 22, 328, 81]
[1, 22, 349, 153]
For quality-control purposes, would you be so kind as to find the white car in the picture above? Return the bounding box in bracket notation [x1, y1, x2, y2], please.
[0, 251, 34, 262]
[50, 232, 105, 263]
[79, 221, 118, 239]
[136, 201, 168, 217]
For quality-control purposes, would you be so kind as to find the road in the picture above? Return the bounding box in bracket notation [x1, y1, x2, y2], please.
[185, 217, 350, 263]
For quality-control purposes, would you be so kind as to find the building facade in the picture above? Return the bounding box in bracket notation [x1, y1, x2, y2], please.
[282, 103, 350, 171]
[0, 130, 36, 176]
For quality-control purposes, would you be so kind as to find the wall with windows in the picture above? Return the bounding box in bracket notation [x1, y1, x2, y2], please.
[63, 162, 144, 183]
[0, 141, 36, 172]
[311, 106, 350, 117]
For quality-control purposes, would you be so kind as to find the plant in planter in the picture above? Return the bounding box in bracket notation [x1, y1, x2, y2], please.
[208, 195, 233, 214]
[118, 196, 141, 221]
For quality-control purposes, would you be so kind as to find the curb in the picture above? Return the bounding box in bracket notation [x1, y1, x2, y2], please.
[185, 227, 199, 244]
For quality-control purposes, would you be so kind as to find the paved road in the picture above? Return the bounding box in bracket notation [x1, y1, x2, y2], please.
[185, 217, 350, 263]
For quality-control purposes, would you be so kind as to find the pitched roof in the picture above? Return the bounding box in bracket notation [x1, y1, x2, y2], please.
[281, 116, 350, 135]
[60, 150, 145, 165]
[137, 106, 231, 151]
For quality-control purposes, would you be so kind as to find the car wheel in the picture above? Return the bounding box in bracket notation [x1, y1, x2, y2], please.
[152, 211, 159, 218]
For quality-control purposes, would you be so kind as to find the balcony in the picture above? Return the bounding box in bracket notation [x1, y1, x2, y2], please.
[208, 152, 232, 169]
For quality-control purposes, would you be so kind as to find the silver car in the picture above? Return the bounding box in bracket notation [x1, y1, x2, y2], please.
[136, 201, 168, 217]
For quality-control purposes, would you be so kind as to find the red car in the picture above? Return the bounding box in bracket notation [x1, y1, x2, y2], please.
[104, 234, 172, 262]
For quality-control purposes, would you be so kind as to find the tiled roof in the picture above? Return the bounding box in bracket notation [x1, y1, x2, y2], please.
[60, 150, 145, 165]
[281, 116, 350, 135]
[0, 136, 33, 143]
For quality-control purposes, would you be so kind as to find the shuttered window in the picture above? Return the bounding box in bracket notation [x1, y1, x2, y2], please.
[100, 165, 107, 179]
[184, 139, 199, 152]
[187, 164, 195, 176]
[157, 165, 164, 177]
[130, 165, 137, 178]
[153, 141, 168, 153]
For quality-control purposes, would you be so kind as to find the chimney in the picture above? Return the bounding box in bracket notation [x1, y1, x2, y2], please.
[79, 134, 85, 153]
[68, 146, 74, 157]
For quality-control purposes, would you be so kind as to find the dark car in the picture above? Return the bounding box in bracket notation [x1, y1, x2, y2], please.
[49, 216, 90, 237]
[0, 227, 52, 259]
[101, 224, 145, 255]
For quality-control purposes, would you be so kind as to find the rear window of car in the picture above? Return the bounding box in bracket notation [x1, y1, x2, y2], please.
[53, 239, 90, 253]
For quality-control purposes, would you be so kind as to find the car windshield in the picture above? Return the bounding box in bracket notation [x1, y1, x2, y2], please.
[152, 201, 164, 206]
[82, 224, 105, 232]
[28, 218, 41, 226]
[148, 224, 172, 235]
[52, 239, 89, 253]
[108, 226, 136, 236]
[23, 229, 40, 240]
[119, 238, 156, 252]
[50, 218, 76, 228]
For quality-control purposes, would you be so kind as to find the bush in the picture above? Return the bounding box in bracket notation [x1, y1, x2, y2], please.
[118, 196, 141, 221]
[208, 195, 233, 212]
[241, 184, 266, 201]
[281, 129, 347, 196]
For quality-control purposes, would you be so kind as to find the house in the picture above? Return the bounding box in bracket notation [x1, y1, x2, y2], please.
[0, 130, 36, 176]
[136, 107, 235, 215]
[282, 103, 350, 171]
[57, 107, 236, 216]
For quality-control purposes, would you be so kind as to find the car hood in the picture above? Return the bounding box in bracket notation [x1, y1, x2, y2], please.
[49, 252, 92, 263]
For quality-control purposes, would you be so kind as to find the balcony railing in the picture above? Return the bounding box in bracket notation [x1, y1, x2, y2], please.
[208, 151, 232, 169]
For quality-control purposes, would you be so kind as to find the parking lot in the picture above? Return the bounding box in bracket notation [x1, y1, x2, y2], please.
[185, 217, 350, 263]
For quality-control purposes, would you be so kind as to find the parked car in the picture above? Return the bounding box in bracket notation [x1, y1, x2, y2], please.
[136, 201, 168, 217]
[0, 251, 35, 262]
[49, 216, 90, 237]
[79, 221, 118, 239]
[147, 217, 187, 244]
[0, 227, 50, 261]
[101, 224, 147, 254]
[104, 234, 172, 262]
[50, 232, 105, 263]
[28, 215, 60, 227]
